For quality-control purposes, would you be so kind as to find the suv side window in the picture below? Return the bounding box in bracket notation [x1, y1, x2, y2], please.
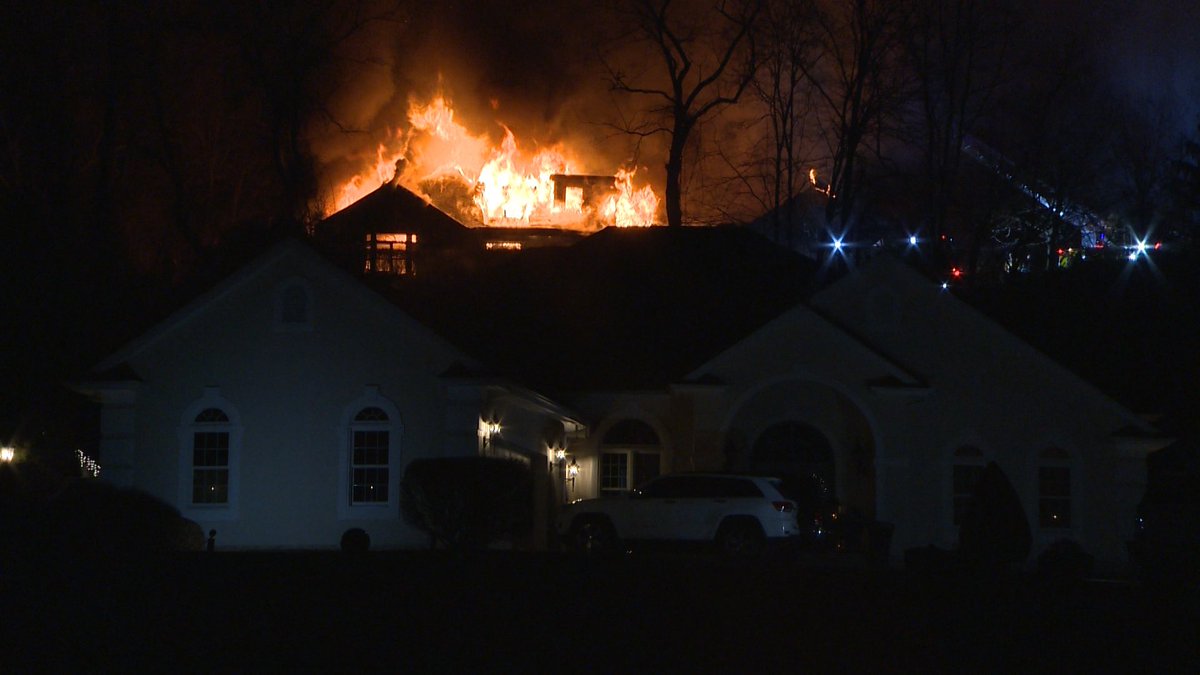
[710, 477, 764, 498]
[638, 476, 687, 498]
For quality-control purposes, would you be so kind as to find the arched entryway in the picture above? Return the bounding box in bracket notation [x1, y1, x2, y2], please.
[723, 379, 877, 519]
[751, 421, 837, 513]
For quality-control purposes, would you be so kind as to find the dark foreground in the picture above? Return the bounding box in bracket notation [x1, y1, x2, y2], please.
[3, 551, 1196, 673]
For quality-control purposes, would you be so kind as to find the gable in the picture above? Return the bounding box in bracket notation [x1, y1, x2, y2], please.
[807, 254, 1149, 434]
[94, 239, 474, 381]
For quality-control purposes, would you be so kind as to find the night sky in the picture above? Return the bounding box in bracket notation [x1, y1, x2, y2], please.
[2, 0, 1200, 454]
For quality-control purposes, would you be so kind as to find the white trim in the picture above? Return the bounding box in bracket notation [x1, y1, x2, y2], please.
[178, 387, 242, 522]
[337, 386, 403, 520]
[945, 441, 991, 541]
[1034, 445, 1079, 541]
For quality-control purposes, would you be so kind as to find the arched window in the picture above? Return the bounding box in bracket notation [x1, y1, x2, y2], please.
[192, 408, 232, 505]
[952, 446, 986, 526]
[1038, 448, 1072, 528]
[351, 407, 391, 504]
[599, 419, 661, 493]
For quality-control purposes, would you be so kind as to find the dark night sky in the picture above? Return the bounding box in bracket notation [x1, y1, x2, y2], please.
[2, 0, 1200, 452]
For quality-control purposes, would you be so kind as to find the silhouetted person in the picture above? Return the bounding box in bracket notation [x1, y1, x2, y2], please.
[206, 529, 216, 552]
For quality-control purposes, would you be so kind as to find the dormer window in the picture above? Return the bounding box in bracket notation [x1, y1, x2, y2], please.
[364, 232, 417, 275]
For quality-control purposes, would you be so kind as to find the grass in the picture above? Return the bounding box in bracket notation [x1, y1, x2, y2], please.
[3, 550, 1196, 673]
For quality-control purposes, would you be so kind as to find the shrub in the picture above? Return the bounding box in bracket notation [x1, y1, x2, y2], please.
[400, 456, 532, 550]
[340, 527, 371, 553]
[1037, 538, 1094, 584]
[958, 462, 1032, 570]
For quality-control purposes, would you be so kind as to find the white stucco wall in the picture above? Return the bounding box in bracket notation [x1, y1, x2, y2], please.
[103, 243, 471, 549]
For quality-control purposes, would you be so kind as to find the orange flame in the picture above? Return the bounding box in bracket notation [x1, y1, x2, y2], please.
[327, 92, 659, 228]
[600, 169, 659, 228]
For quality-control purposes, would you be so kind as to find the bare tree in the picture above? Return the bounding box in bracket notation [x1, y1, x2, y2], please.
[800, 0, 905, 233]
[901, 0, 1015, 264]
[747, 0, 819, 246]
[605, 0, 763, 227]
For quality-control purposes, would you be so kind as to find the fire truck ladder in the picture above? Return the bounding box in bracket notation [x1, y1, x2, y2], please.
[961, 136, 1109, 248]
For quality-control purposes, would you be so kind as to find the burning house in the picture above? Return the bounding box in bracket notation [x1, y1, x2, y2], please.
[73, 221, 1168, 571]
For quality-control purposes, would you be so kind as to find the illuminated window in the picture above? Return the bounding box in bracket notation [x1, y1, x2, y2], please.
[1038, 448, 1071, 528]
[485, 241, 522, 251]
[351, 407, 390, 504]
[192, 408, 230, 504]
[364, 232, 417, 275]
[952, 446, 986, 526]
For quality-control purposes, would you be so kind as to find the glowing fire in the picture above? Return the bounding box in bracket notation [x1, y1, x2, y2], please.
[328, 93, 659, 228]
[809, 168, 834, 198]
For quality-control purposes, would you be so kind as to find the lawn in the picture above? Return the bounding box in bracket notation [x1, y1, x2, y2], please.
[4, 551, 1196, 673]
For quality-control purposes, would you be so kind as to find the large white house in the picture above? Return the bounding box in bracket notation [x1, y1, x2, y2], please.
[74, 226, 1168, 569]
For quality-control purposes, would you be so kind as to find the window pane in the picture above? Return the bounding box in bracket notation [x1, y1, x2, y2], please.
[632, 452, 660, 488]
[353, 430, 389, 466]
[1039, 498, 1071, 528]
[193, 468, 228, 504]
[1039, 466, 1071, 527]
[352, 467, 389, 503]
[195, 408, 229, 423]
[600, 453, 628, 490]
[354, 407, 389, 422]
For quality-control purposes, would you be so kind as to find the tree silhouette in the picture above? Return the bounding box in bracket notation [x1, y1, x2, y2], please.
[606, 0, 763, 227]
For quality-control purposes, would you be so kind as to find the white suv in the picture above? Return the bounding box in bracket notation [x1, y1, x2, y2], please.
[556, 473, 803, 556]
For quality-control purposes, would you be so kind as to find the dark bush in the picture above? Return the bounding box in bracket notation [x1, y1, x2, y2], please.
[904, 545, 958, 574]
[400, 456, 533, 550]
[958, 462, 1032, 570]
[1036, 538, 1094, 584]
[340, 527, 371, 553]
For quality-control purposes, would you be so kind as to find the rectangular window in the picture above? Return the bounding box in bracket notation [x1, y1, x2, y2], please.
[351, 429, 389, 504]
[192, 431, 229, 504]
[600, 451, 660, 492]
[1039, 466, 1071, 528]
[600, 452, 628, 492]
[364, 233, 415, 276]
[952, 464, 985, 526]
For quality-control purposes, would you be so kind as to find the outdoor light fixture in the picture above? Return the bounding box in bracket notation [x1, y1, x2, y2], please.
[0, 446, 13, 463]
[908, 235, 918, 247]
[832, 236, 844, 254]
[554, 448, 567, 463]
[567, 458, 579, 490]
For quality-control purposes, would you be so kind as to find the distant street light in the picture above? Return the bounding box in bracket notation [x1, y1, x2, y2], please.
[0, 446, 14, 463]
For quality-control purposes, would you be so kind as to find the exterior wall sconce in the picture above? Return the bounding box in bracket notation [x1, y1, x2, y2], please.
[0, 446, 14, 463]
[567, 458, 579, 490]
[554, 448, 567, 464]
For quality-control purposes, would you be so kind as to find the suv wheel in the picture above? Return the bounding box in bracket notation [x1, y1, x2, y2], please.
[716, 519, 765, 558]
[571, 517, 618, 557]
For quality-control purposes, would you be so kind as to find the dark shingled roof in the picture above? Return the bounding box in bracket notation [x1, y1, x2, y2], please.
[390, 225, 819, 392]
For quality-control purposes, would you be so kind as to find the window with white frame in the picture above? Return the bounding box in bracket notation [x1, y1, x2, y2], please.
[350, 406, 391, 504]
[599, 419, 661, 493]
[192, 408, 231, 504]
[1038, 448, 1071, 528]
[952, 446, 986, 526]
